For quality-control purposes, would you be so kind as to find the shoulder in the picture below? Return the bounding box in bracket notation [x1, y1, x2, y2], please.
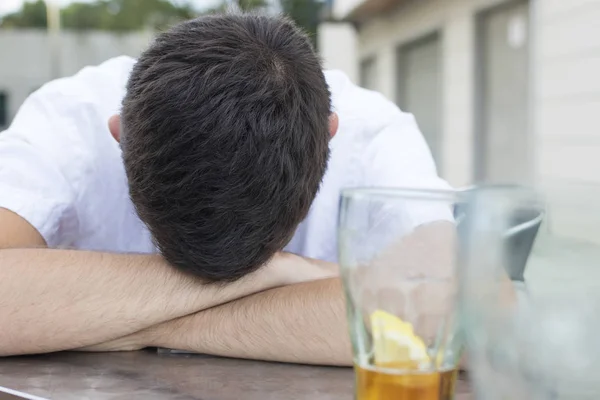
[325, 70, 402, 130]
[27, 56, 136, 119]
[323, 70, 447, 188]
[324, 70, 431, 179]
[0, 57, 138, 248]
[323, 70, 425, 179]
[5, 56, 137, 193]
[37, 56, 135, 95]
[8, 56, 136, 155]
[325, 69, 418, 146]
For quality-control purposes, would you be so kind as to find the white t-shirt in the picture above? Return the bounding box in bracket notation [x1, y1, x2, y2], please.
[0, 56, 451, 262]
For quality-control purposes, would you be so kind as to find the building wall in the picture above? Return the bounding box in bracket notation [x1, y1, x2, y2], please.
[331, 0, 366, 19]
[348, 0, 600, 244]
[0, 29, 151, 129]
[353, 0, 515, 187]
[534, 0, 600, 244]
[318, 22, 359, 83]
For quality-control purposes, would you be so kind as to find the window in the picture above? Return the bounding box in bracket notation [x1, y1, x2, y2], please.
[360, 57, 378, 91]
[396, 33, 443, 172]
[475, 0, 530, 183]
[0, 92, 8, 128]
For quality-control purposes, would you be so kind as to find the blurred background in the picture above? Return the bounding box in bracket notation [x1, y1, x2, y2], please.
[0, 0, 599, 255]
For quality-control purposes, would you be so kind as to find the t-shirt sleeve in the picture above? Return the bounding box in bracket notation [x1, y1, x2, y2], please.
[0, 93, 80, 247]
[0, 56, 135, 249]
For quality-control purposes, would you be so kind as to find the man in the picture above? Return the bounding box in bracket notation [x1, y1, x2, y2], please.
[0, 14, 450, 363]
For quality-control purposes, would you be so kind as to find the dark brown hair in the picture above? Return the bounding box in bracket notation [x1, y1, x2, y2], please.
[121, 13, 331, 281]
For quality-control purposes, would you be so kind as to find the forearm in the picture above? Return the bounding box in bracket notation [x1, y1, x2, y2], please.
[150, 278, 352, 366]
[0, 248, 285, 356]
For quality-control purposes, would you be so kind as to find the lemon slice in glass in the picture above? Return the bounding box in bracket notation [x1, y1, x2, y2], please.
[371, 310, 429, 367]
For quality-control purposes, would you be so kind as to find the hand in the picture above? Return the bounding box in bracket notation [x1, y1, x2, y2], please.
[268, 252, 339, 287]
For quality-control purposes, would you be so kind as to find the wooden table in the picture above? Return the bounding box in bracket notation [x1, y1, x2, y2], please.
[0, 351, 473, 399]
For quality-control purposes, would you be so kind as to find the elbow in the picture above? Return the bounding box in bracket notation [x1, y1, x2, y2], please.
[0, 326, 55, 357]
[319, 353, 353, 368]
[0, 338, 29, 358]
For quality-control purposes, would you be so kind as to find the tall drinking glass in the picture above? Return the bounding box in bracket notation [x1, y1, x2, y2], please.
[338, 188, 463, 400]
[459, 186, 600, 399]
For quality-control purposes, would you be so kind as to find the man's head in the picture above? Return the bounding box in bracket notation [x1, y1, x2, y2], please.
[111, 14, 334, 281]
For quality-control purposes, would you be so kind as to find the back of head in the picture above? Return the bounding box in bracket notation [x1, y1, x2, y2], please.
[121, 13, 331, 281]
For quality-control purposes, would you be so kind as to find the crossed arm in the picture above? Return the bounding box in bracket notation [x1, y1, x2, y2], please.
[0, 208, 351, 365]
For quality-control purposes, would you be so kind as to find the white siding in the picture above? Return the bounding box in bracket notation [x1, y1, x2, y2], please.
[345, 0, 600, 243]
[332, 0, 366, 19]
[318, 22, 359, 84]
[352, 0, 508, 187]
[535, 0, 600, 244]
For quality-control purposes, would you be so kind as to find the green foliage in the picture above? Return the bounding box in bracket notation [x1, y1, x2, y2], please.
[204, 0, 324, 47]
[236, 0, 269, 12]
[281, 0, 323, 47]
[0, 0, 47, 29]
[0, 0, 324, 45]
[0, 0, 196, 31]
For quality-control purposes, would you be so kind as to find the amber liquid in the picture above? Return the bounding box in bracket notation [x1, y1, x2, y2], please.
[355, 363, 457, 400]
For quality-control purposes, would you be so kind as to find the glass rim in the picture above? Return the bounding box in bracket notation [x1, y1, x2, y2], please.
[340, 187, 458, 202]
[340, 184, 542, 203]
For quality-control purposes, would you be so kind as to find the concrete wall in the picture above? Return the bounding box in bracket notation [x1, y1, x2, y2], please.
[0, 29, 151, 129]
[534, 0, 600, 244]
[347, 0, 600, 244]
[331, 0, 365, 19]
[353, 0, 510, 187]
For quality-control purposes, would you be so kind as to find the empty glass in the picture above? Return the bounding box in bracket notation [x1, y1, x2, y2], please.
[338, 188, 463, 400]
[459, 186, 600, 399]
